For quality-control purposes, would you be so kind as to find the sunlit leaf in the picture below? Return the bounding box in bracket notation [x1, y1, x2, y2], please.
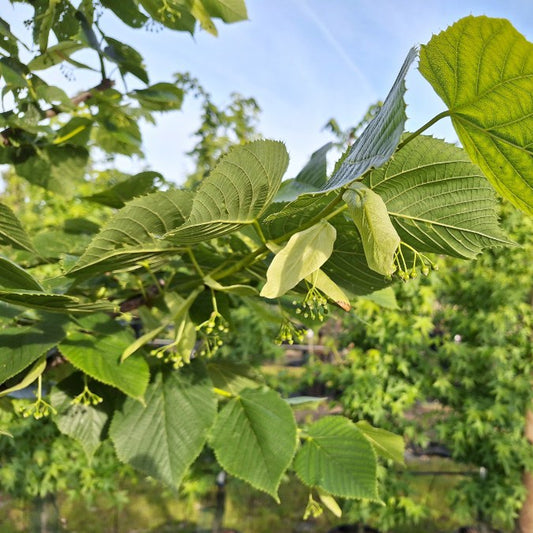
[0, 257, 43, 291]
[0, 202, 36, 253]
[294, 416, 379, 500]
[261, 219, 336, 299]
[165, 140, 288, 244]
[110, 362, 217, 487]
[209, 387, 297, 501]
[356, 420, 405, 464]
[420, 15, 533, 215]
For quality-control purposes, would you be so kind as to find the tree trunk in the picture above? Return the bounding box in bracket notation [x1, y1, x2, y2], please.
[518, 410, 533, 532]
[29, 494, 59, 533]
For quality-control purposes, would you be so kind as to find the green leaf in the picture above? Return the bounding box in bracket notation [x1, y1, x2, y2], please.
[0, 57, 28, 88]
[360, 287, 398, 309]
[204, 275, 258, 296]
[294, 416, 378, 500]
[0, 257, 43, 291]
[100, 0, 148, 28]
[165, 140, 288, 244]
[419, 16, 533, 215]
[139, 0, 196, 32]
[131, 83, 184, 112]
[0, 202, 36, 253]
[0, 17, 19, 55]
[14, 144, 89, 195]
[59, 314, 149, 400]
[368, 136, 511, 258]
[207, 361, 261, 395]
[104, 37, 148, 83]
[51, 374, 110, 457]
[209, 387, 297, 501]
[355, 420, 405, 465]
[261, 219, 336, 299]
[323, 47, 417, 191]
[191, 0, 218, 35]
[0, 320, 67, 385]
[0, 356, 47, 398]
[110, 362, 217, 487]
[275, 143, 332, 201]
[28, 41, 86, 70]
[343, 184, 400, 276]
[0, 289, 115, 314]
[202, 0, 248, 23]
[69, 189, 193, 278]
[83, 171, 163, 208]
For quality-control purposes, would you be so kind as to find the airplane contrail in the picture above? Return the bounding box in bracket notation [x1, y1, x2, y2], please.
[293, 0, 378, 100]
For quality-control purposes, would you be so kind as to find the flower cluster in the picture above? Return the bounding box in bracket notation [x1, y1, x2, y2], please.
[196, 309, 229, 358]
[393, 241, 439, 281]
[295, 284, 329, 322]
[17, 398, 56, 420]
[72, 382, 103, 407]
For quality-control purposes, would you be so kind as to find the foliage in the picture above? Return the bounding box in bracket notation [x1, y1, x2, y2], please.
[0, 2, 532, 518]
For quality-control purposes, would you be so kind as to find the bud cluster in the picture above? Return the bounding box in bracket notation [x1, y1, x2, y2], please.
[392, 242, 438, 281]
[72, 383, 103, 407]
[196, 310, 229, 358]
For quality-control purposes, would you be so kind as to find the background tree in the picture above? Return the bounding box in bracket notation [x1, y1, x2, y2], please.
[0, 3, 532, 527]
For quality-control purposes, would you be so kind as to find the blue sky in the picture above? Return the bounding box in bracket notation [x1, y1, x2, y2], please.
[5, 1, 533, 183]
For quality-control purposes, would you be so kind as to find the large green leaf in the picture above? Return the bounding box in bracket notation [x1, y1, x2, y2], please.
[110, 362, 217, 487]
[275, 143, 332, 201]
[82, 171, 163, 208]
[165, 140, 288, 244]
[368, 136, 510, 258]
[419, 15, 533, 215]
[51, 373, 111, 457]
[131, 83, 184, 112]
[68, 189, 193, 278]
[0, 319, 67, 385]
[323, 47, 417, 191]
[202, 0, 248, 22]
[0, 257, 43, 291]
[14, 144, 89, 195]
[59, 314, 149, 401]
[28, 41, 86, 70]
[0, 289, 115, 314]
[294, 416, 378, 500]
[207, 361, 262, 396]
[343, 184, 400, 276]
[261, 219, 336, 298]
[209, 387, 297, 501]
[355, 420, 405, 464]
[100, 0, 148, 28]
[0, 202, 36, 253]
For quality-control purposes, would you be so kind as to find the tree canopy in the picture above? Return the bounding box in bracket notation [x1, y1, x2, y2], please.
[1, 1, 533, 516]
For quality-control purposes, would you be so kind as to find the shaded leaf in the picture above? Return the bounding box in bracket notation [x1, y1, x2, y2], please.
[0, 257, 43, 291]
[209, 387, 297, 501]
[51, 373, 111, 457]
[110, 362, 217, 487]
[207, 361, 261, 395]
[0, 202, 36, 253]
[323, 48, 417, 191]
[367, 136, 511, 258]
[165, 140, 288, 244]
[131, 83, 184, 112]
[104, 37, 148, 83]
[100, 0, 148, 28]
[0, 319, 67, 385]
[0, 357, 46, 398]
[83, 171, 163, 208]
[59, 314, 149, 400]
[69, 189, 193, 278]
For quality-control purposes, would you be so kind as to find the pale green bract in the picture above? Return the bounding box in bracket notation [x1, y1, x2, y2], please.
[420, 15, 533, 215]
[261, 219, 337, 299]
[343, 183, 400, 277]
